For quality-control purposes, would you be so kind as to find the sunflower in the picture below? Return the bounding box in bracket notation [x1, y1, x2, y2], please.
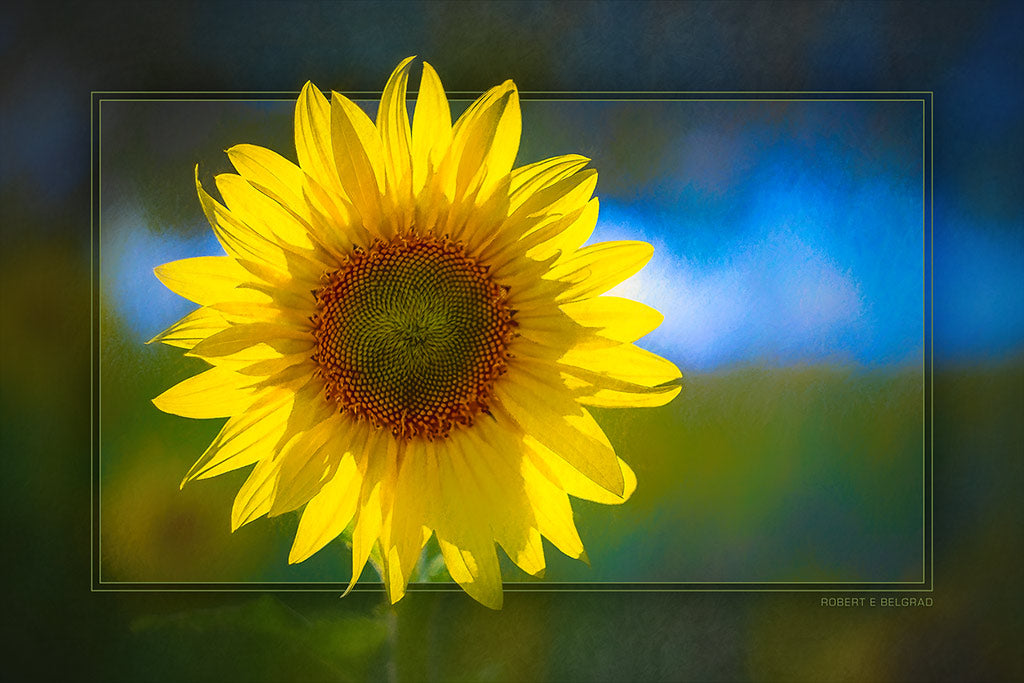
[150, 57, 681, 608]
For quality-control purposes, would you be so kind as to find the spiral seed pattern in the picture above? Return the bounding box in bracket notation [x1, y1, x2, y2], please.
[313, 236, 516, 439]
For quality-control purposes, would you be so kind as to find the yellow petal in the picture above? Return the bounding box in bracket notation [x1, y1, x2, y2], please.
[506, 303, 585, 358]
[214, 173, 322, 256]
[520, 454, 586, 559]
[482, 197, 593, 274]
[289, 452, 362, 564]
[450, 173, 512, 250]
[381, 440, 432, 603]
[294, 82, 342, 195]
[231, 456, 278, 531]
[507, 169, 597, 238]
[560, 295, 664, 343]
[344, 430, 392, 597]
[233, 353, 310, 378]
[549, 241, 654, 303]
[153, 256, 259, 306]
[345, 480, 382, 597]
[235, 279, 317, 320]
[504, 526, 546, 578]
[301, 171, 368, 257]
[152, 366, 259, 419]
[559, 343, 682, 387]
[411, 61, 452, 193]
[226, 143, 309, 220]
[422, 431, 503, 608]
[195, 168, 292, 270]
[208, 300, 307, 327]
[495, 360, 624, 497]
[445, 80, 520, 204]
[504, 270, 570, 313]
[267, 376, 335, 450]
[507, 334, 578, 372]
[209, 212, 325, 291]
[147, 307, 229, 349]
[330, 91, 386, 228]
[228, 257, 319, 319]
[268, 415, 346, 517]
[508, 154, 591, 213]
[186, 322, 313, 360]
[181, 391, 293, 486]
[437, 534, 503, 610]
[567, 375, 682, 408]
[526, 436, 637, 505]
[231, 253, 320, 299]
[461, 424, 547, 578]
[543, 197, 600, 263]
[376, 56, 415, 200]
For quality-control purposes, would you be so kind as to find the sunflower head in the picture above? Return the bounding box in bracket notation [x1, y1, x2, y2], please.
[151, 56, 681, 608]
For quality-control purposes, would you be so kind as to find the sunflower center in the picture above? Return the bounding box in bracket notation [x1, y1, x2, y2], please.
[313, 236, 516, 439]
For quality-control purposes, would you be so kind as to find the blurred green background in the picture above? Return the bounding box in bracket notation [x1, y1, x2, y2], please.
[5, 1, 1023, 681]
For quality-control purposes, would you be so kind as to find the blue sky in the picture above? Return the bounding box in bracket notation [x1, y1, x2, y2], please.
[590, 99, 925, 369]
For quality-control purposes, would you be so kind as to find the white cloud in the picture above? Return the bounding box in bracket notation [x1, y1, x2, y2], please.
[600, 219, 866, 369]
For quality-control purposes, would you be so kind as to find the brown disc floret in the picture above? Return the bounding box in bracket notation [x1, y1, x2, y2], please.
[312, 236, 516, 439]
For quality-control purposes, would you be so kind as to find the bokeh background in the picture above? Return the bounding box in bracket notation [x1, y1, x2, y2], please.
[4, 1, 1022, 681]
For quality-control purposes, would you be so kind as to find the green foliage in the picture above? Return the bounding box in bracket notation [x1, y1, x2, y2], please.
[125, 596, 388, 682]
